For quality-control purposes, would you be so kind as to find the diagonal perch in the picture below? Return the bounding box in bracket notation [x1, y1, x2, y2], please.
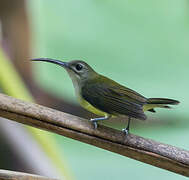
[0, 169, 58, 180]
[0, 93, 188, 177]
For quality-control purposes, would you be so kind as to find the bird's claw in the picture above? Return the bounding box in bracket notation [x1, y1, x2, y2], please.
[90, 119, 98, 129]
[122, 128, 129, 136]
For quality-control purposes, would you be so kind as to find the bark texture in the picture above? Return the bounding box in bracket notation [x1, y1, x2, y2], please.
[0, 93, 188, 177]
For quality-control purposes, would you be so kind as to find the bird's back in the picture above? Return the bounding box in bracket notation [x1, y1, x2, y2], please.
[81, 75, 147, 120]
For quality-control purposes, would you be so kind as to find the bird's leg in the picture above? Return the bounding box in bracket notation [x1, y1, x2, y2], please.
[90, 115, 111, 129]
[122, 117, 131, 135]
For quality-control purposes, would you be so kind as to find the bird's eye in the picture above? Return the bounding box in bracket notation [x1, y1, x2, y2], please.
[75, 64, 83, 71]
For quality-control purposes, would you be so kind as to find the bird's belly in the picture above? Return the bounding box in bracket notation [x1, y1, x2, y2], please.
[78, 97, 108, 117]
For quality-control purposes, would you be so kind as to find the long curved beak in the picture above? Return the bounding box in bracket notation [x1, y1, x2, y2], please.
[31, 58, 68, 68]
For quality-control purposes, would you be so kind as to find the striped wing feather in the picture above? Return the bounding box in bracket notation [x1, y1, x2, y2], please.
[81, 77, 147, 120]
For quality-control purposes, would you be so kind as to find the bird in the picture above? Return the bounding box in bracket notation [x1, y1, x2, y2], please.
[31, 58, 180, 135]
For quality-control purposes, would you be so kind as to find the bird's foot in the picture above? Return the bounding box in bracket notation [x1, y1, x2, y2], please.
[122, 128, 129, 136]
[90, 119, 98, 129]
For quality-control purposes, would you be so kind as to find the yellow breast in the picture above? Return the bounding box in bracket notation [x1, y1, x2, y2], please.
[78, 96, 109, 117]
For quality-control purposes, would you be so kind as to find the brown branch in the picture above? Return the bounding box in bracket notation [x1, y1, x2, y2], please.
[0, 169, 58, 180]
[0, 93, 188, 177]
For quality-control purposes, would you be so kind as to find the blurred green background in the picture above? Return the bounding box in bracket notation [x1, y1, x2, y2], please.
[30, 0, 188, 179]
[1, 0, 189, 179]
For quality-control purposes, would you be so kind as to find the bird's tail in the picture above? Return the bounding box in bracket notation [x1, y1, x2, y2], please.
[143, 98, 180, 112]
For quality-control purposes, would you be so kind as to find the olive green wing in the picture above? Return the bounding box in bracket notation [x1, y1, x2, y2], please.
[81, 82, 147, 120]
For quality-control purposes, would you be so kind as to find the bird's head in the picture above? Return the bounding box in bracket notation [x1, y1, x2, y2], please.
[31, 58, 97, 85]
